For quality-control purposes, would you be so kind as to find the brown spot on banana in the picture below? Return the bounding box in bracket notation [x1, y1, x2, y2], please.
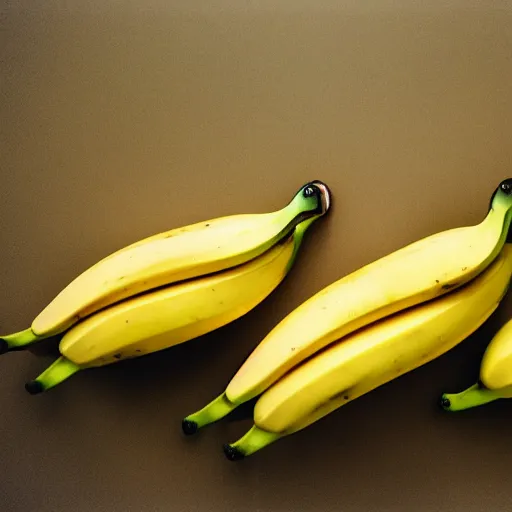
[310, 388, 354, 412]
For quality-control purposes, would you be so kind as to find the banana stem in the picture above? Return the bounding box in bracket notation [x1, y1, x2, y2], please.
[0, 328, 42, 354]
[182, 393, 239, 435]
[223, 425, 282, 461]
[490, 189, 512, 246]
[439, 382, 503, 411]
[25, 356, 81, 395]
[285, 216, 318, 273]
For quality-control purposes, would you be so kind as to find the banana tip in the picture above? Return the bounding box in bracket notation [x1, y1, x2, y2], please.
[438, 395, 451, 411]
[222, 444, 245, 462]
[181, 419, 198, 436]
[0, 339, 8, 355]
[25, 380, 44, 395]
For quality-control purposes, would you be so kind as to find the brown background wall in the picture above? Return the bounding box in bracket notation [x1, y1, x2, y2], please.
[1, 1, 512, 511]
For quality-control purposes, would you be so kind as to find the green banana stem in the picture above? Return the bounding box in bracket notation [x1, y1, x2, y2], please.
[182, 393, 239, 435]
[25, 356, 81, 395]
[0, 328, 43, 354]
[237, 181, 330, 273]
[223, 425, 282, 461]
[491, 182, 512, 246]
[278, 181, 330, 242]
[285, 215, 319, 273]
[439, 382, 504, 412]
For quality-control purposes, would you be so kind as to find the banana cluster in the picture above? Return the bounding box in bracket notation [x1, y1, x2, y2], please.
[0, 181, 331, 393]
[183, 178, 512, 460]
[3, 177, 512, 462]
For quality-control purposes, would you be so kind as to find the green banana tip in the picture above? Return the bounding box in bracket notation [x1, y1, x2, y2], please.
[222, 444, 246, 462]
[0, 328, 42, 353]
[25, 380, 45, 395]
[181, 419, 199, 436]
[438, 394, 453, 411]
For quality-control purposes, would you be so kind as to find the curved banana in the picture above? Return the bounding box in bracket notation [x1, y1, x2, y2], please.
[480, 318, 512, 390]
[182, 179, 512, 432]
[0, 181, 330, 353]
[23, 216, 318, 394]
[440, 317, 512, 412]
[221, 243, 512, 460]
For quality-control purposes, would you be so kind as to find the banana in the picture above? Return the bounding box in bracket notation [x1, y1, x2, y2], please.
[23, 215, 319, 394]
[0, 181, 330, 353]
[480, 317, 512, 390]
[182, 178, 512, 432]
[440, 317, 512, 412]
[221, 243, 512, 460]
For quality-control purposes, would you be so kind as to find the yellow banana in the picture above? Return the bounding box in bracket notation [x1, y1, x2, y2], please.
[0, 181, 330, 353]
[182, 179, 512, 432]
[440, 316, 512, 412]
[23, 216, 317, 394]
[222, 243, 512, 460]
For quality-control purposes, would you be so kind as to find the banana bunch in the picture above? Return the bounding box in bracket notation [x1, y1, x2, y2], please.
[0, 181, 331, 394]
[440, 316, 512, 412]
[182, 178, 512, 460]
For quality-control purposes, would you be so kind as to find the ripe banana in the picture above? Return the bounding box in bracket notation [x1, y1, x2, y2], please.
[0, 181, 330, 353]
[440, 317, 512, 412]
[221, 243, 512, 460]
[23, 215, 320, 394]
[182, 178, 512, 433]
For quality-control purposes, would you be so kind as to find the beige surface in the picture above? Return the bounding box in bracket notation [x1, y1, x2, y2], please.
[1, 2, 512, 511]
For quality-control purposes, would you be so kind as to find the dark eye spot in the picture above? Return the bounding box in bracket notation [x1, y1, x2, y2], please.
[501, 182, 512, 194]
[303, 186, 317, 198]
[439, 397, 451, 409]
